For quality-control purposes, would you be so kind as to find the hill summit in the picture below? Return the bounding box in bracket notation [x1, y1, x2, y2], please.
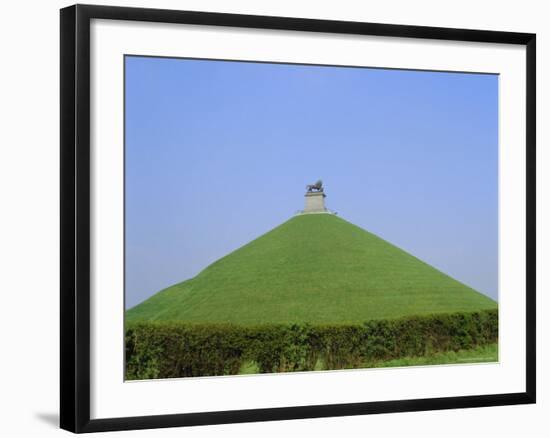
[126, 213, 496, 325]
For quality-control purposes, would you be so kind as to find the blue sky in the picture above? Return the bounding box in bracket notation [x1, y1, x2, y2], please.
[125, 56, 498, 309]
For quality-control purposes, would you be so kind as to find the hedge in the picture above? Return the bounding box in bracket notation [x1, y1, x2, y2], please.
[125, 309, 497, 380]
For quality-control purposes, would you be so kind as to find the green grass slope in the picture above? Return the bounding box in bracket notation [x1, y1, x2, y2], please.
[126, 214, 496, 325]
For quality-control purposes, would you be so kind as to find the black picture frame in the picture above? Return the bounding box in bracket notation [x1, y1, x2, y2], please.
[60, 4, 536, 433]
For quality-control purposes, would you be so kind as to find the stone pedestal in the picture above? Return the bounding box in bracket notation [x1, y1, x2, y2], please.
[303, 191, 327, 213]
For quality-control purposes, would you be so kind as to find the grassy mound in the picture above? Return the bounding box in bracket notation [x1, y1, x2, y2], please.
[126, 214, 496, 324]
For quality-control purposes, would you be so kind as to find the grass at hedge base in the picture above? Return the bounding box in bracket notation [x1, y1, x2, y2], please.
[369, 343, 498, 368]
[125, 309, 498, 380]
[239, 343, 498, 374]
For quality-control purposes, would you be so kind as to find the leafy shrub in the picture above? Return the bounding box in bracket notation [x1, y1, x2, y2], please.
[125, 309, 498, 380]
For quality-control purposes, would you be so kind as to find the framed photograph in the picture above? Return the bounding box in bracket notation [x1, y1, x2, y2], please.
[60, 4, 536, 433]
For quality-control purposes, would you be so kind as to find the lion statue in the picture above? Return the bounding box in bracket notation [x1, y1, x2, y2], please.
[306, 180, 323, 192]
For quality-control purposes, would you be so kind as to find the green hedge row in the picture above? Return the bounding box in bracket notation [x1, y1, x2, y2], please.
[125, 309, 497, 380]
